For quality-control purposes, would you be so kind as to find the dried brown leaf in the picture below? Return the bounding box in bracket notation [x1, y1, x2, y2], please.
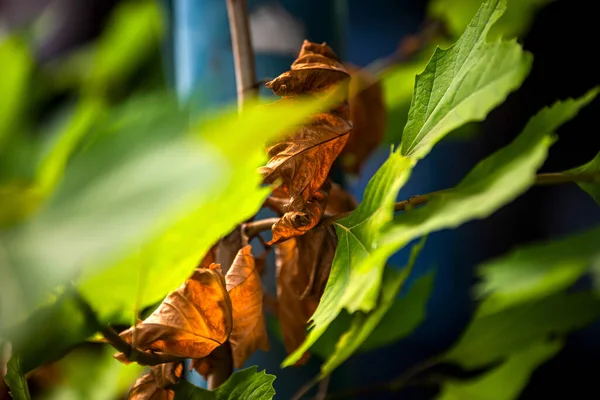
[341, 65, 386, 174]
[275, 226, 337, 365]
[266, 40, 349, 97]
[118, 264, 232, 360]
[325, 182, 358, 215]
[129, 362, 183, 400]
[269, 180, 331, 244]
[258, 109, 351, 211]
[225, 246, 269, 368]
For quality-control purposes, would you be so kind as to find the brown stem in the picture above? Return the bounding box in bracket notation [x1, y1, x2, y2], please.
[207, 342, 233, 389]
[226, 0, 257, 110]
[244, 172, 599, 238]
[101, 326, 185, 366]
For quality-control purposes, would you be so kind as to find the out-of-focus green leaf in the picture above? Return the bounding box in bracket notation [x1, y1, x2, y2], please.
[443, 292, 600, 369]
[360, 271, 434, 352]
[42, 345, 143, 400]
[475, 225, 600, 316]
[2, 292, 98, 374]
[86, 0, 164, 96]
[437, 339, 562, 400]
[283, 151, 414, 366]
[401, 0, 532, 160]
[0, 36, 32, 149]
[566, 152, 600, 204]
[429, 0, 550, 40]
[174, 366, 276, 400]
[320, 238, 427, 376]
[382, 59, 429, 144]
[4, 355, 31, 400]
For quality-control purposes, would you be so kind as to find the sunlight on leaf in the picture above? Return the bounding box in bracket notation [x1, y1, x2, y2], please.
[401, 0, 532, 160]
[174, 366, 276, 400]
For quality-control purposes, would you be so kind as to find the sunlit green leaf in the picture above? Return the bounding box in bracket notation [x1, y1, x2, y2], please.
[283, 151, 414, 366]
[429, 0, 550, 40]
[443, 292, 600, 369]
[174, 366, 276, 400]
[475, 224, 600, 316]
[0, 36, 32, 149]
[4, 355, 31, 400]
[566, 152, 600, 204]
[320, 238, 427, 376]
[401, 0, 532, 160]
[284, 89, 596, 368]
[438, 339, 562, 400]
[42, 345, 143, 400]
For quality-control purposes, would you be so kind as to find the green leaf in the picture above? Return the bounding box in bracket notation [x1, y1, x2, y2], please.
[42, 345, 144, 400]
[2, 292, 98, 374]
[4, 355, 31, 400]
[437, 339, 562, 400]
[320, 238, 428, 376]
[443, 291, 600, 369]
[0, 36, 32, 149]
[383, 89, 599, 257]
[475, 224, 600, 316]
[429, 0, 550, 40]
[401, 0, 532, 160]
[360, 271, 434, 352]
[174, 366, 276, 400]
[283, 151, 414, 366]
[566, 152, 600, 204]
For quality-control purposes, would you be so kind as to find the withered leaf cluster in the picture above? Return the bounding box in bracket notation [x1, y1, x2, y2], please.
[117, 246, 268, 398]
[260, 40, 352, 244]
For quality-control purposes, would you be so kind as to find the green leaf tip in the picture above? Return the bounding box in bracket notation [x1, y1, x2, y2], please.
[4, 355, 32, 400]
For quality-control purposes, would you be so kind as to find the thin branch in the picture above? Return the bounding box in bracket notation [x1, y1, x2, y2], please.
[226, 0, 257, 110]
[101, 326, 185, 366]
[316, 375, 331, 400]
[243, 172, 600, 239]
[291, 376, 319, 400]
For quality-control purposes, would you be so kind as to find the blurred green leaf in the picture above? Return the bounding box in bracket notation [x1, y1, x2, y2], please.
[174, 366, 276, 400]
[443, 292, 600, 369]
[401, 0, 532, 160]
[437, 339, 562, 400]
[566, 152, 600, 204]
[283, 152, 414, 366]
[320, 238, 427, 376]
[0, 36, 32, 149]
[382, 58, 429, 144]
[475, 225, 600, 316]
[4, 355, 31, 400]
[2, 292, 98, 374]
[360, 270, 434, 352]
[429, 0, 550, 40]
[86, 0, 164, 96]
[42, 345, 143, 400]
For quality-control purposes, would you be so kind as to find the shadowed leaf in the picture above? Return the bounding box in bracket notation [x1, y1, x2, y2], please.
[129, 362, 183, 400]
[566, 151, 600, 204]
[226, 246, 269, 368]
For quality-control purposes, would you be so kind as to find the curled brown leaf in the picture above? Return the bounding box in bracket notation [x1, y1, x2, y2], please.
[129, 362, 183, 400]
[269, 180, 331, 245]
[117, 264, 232, 360]
[225, 246, 269, 368]
[275, 226, 337, 365]
[341, 65, 386, 174]
[325, 182, 358, 215]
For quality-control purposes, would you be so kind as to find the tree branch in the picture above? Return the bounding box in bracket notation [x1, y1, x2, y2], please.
[243, 172, 600, 238]
[226, 0, 257, 110]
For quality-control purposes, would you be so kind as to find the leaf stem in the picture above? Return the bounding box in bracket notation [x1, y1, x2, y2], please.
[244, 172, 600, 238]
[226, 0, 257, 110]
